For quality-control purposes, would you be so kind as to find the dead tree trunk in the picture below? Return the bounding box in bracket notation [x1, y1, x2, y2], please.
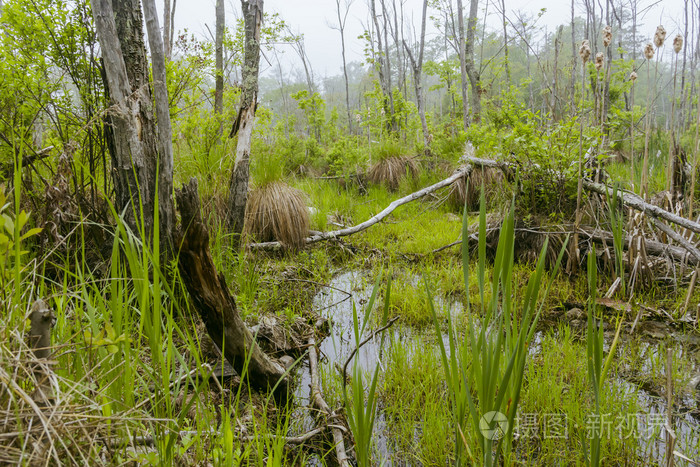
[456, 0, 470, 130]
[334, 0, 354, 133]
[214, 0, 225, 116]
[464, 0, 481, 123]
[370, 0, 395, 133]
[226, 0, 263, 245]
[92, 0, 164, 250]
[143, 0, 175, 254]
[177, 178, 289, 398]
[402, 0, 429, 152]
[28, 300, 55, 407]
[163, 0, 172, 60]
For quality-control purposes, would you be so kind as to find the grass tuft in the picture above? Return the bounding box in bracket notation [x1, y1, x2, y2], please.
[367, 156, 419, 191]
[243, 181, 310, 249]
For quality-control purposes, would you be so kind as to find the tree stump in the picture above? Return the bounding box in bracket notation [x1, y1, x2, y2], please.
[175, 178, 289, 400]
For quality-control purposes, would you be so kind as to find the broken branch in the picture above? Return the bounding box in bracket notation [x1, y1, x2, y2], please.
[249, 165, 474, 250]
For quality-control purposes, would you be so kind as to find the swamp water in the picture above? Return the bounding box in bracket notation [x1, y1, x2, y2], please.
[291, 270, 700, 465]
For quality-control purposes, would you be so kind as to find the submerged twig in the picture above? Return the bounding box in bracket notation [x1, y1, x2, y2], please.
[307, 336, 352, 466]
[341, 316, 400, 387]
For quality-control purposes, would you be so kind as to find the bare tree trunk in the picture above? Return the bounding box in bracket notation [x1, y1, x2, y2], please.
[169, 0, 176, 53]
[334, 0, 354, 133]
[500, 0, 510, 86]
[163, 0, 171, 60]
[553, 26, 562, 121]
[601, 1, 612, 135]
[370, 0, 394, 133]
[226, 0, 263, 245]
[287, 30, 316, 96]
[402, 0, 429, 152]
[142, 0, 175, 253]
[465, 0, 481, 123]
[456, 0, 470, 130]
[214, 0, 224, 116]
[379, 0, 397, 132]
[92, 0, 159, 246]
[680, 0, 689, 129]
[570, 0, 576, 117]
[390, 0, 406, 97]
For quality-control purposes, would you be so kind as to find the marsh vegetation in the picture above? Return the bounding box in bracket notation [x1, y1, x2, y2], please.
[1, 0, 700, 465]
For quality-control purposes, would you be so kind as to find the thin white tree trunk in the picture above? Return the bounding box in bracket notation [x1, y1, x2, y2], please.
[142, 0, 175, 247]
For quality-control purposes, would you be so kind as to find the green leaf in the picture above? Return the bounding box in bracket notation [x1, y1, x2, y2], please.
[20, 227, 42, 240]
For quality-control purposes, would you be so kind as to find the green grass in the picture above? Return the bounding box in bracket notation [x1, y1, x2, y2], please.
[5, 145, 700, 466]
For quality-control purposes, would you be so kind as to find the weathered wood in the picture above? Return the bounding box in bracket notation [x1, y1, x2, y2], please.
[401, 0, 429, 151]
[308, 336, 351, 467]
[0, 146, 53, 178]
[249, 165, 474, 250]
[163, 0, 172, 60]
[91, 0, 151, 237]
[467, 156, 700, 265]
[582, 179, 700, 236]
[649, 217, 700, 263]
[227, 0, 263, 242]
[214, 0, 225, 116]
[28, 300, 55, 407]
[581, 228, 698, 265]
[142, 0, 175, 254]
[176, 178, 288, 398]
[93, 0, 173, 256]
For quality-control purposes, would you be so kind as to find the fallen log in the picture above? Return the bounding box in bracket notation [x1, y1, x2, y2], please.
[581, 228, 698, 265]
[581, 179, 700, 236]
[249, 165, 475, 250]
[465, 156, 700, 265]
[175, 178, 289, 399]
[466, 155, 700, 236]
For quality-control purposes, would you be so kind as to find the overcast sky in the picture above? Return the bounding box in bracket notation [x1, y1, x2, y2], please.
[164, 0, 687, 78]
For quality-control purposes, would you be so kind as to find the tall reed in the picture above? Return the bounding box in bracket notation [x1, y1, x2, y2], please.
[429, 186, 566, 465]
[584, 246, 624, 466]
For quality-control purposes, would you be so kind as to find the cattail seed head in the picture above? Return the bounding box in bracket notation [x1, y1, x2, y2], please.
[654, 25, 666, 48]
[644, 43, 655, 60]
[603, 25, 612, 47]
[579, 40, 591, 63]
[630, 71, 638, 82]
[673, 34, 683, 53]
[595, 52, 604, 71]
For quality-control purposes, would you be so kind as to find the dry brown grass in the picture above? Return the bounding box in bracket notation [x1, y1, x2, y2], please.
[449, 166, 505, 211]
[0, 328, 131, 465]
[243, 181, 310, 249]
[367, 156, 419, 191]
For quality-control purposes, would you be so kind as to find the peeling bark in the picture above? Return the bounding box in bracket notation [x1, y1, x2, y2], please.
[92, 0, 174, 257]
[227, 0, 263, 245]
